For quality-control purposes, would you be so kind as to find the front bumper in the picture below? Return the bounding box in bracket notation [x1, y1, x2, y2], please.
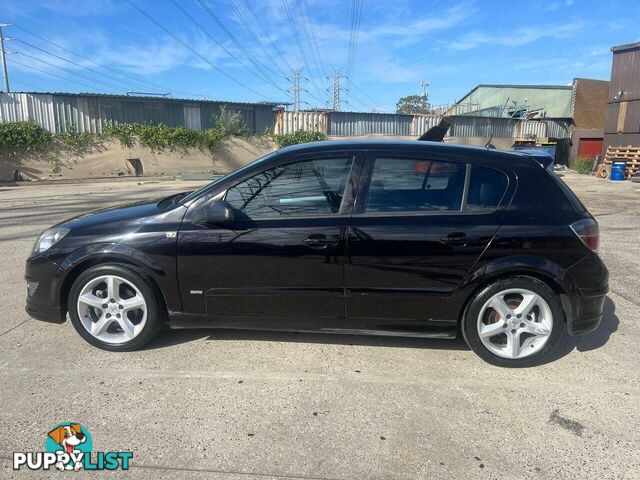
[24, 254, 67, 324]
[25, 301, 65, 323]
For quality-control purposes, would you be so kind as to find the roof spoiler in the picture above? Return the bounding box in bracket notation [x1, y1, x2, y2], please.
[518, 149, 555, 169]
[417, 117, 451, 142]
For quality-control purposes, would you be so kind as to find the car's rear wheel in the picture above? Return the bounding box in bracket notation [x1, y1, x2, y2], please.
[462, 276, 564, 367]
[68, 263, 163, 351]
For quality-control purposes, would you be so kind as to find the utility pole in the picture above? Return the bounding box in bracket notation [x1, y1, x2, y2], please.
[287, 70, 303, 111]
[328, 70, 347, 111]
[420, 80, 430, 111]
[0, 24, 10, 93]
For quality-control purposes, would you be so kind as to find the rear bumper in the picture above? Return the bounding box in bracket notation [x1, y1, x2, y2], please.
[566, 288, 607, 336]
[564, 253, 609, 337]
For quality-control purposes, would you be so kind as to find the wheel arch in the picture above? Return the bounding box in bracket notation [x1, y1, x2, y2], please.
[456, 269, 571, 345]
[448, 255, 576, 334]
[59, 253, 169, 318]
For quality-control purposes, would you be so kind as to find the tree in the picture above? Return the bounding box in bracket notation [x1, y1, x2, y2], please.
[396, 95, 431, 114]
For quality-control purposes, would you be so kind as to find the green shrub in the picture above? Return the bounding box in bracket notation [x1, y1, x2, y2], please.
[204, 128, 225, 151]
[0, 121, 52, 152]
[572, 156, 595, 175]
[102, 122, 232, 152]
[271, 130, 326, 148]
[0, 117, 258, 157]
[102, 122, 142, 148]
[214, 106, 247, 137]
[55, 123, 94, 151]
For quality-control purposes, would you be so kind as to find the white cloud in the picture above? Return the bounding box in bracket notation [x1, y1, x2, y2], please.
[447, 21, 584, 50]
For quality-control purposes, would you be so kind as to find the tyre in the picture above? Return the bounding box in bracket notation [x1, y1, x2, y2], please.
[68, 263, 164, 351]
[462, 276, 564, 367]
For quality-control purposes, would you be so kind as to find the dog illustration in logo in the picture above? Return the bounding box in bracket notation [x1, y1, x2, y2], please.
[48, 423, 86, 471]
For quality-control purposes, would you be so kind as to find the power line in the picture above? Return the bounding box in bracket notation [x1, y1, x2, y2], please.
[346, 0, 363, 78]
[225, 0, 288, 78]
[238, 0, 295, 72]
[13, 49, 128, 92]
[196, 0, 285, 94]
[125, 0, 272, 101]
[10, 77, 44, 91]
[12, 39, 141, 92]
[169, 0, 273, 87]
[295, 0, 324, 80]
[8, 57, 111, 92]
[11, 25, 165, 93]
[281, 0, 310, 71]
[281, 0, 324, 101]
[349, 81, 382, 109]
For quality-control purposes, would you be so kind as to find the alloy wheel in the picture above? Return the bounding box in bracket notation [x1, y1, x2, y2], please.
[477, 288, 553, 359]
[77, 275, 147, 344]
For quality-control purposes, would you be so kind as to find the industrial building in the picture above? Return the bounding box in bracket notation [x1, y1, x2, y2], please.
[451, 84, 574, 118]
[604, 42, 640, 150]
[452, 80, 610, 164]
[0, 92, 278, 134]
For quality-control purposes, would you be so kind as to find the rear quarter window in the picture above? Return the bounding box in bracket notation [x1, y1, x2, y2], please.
[509, 163, 577, 212]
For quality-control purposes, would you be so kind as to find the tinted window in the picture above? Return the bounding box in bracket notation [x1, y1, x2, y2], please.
[466, 165, 508, 211]
[366, 158, 465, 213]
[225, 157, 353, 218]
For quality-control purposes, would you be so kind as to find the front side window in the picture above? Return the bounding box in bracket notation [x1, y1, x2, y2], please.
[225, 157, 353, 218]
[366, 157, 466, 213]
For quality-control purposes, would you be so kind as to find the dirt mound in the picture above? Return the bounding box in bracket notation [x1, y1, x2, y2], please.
[0, 136, 277, 181]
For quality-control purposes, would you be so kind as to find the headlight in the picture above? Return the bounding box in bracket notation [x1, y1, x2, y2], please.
[32, 227, 70, 254]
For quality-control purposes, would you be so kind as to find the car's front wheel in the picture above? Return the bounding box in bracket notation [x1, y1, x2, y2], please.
[462, 276, 564, 367]
[68, 263, 163, 351]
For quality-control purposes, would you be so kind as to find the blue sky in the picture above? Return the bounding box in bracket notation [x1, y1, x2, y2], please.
[3, 0, 639, 111]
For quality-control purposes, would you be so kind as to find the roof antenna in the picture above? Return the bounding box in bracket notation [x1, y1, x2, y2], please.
[485, 135, 496, 149]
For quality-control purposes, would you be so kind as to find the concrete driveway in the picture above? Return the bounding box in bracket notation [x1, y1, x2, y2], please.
[0, 174, 638, 479]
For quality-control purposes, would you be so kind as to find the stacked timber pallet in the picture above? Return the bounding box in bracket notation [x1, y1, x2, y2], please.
[597, 145, 640, 179]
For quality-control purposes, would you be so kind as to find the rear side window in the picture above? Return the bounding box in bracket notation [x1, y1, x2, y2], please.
[366, 158, 466, 213]
[466, 165, 508, 211]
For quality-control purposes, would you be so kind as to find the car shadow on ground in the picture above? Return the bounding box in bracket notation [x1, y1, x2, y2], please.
[544, 295, 619, 364]
[144, 296, 619, 363]
[145, 327, 470, 351]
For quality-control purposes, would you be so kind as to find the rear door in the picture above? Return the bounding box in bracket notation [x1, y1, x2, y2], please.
[345, 150, 511, 331]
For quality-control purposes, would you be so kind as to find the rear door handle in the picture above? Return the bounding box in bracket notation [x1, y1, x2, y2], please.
[441, 233, 477, 245]
[304, 234, 332, 249]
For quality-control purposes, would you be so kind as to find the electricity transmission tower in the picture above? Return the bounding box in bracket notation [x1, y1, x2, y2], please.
[287, 70, 305, 111]
[328, 70, 347, 111]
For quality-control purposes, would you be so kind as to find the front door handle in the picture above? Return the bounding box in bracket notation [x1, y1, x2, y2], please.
[304, 234, 332, 249]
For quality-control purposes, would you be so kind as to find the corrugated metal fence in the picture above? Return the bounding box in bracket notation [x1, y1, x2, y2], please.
[0, 92, 276, 134]
[1, 92, 571, 140]
[274, 110, 570, 139]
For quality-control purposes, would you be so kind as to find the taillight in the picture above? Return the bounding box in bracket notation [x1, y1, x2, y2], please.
[570, 218, 599, 252]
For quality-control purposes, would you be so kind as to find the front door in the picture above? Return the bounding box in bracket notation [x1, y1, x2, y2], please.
[345, 153, 509, 331]
[177, 153, 358, 324]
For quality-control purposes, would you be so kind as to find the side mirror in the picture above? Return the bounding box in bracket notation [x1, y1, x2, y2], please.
[194, 201, 236, 228]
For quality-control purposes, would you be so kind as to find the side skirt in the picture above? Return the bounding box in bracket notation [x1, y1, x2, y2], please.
[167, 313, 458, 339]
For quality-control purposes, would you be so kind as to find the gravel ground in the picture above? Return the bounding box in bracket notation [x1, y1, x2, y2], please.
[0, 173, 638, 479]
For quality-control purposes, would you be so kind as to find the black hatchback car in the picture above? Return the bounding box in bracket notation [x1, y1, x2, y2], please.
[25, 140, 608, 367]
